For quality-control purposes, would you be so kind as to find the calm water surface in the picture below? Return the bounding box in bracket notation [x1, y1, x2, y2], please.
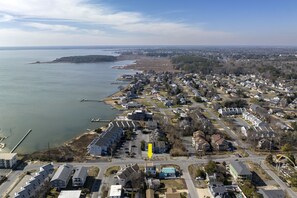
[0, 48, 135, 153]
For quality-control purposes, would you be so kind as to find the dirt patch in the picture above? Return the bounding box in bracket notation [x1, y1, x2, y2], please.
[29, 132, 98, 162]
[117, 55, 178, 73]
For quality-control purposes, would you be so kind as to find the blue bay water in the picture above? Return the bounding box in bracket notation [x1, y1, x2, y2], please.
[0, 48, 135, 153]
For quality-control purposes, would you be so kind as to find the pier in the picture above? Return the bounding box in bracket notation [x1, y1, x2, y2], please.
[91, 118, 111, 123]
[10, 129, 32, 153]
[80, 99, 103, 102]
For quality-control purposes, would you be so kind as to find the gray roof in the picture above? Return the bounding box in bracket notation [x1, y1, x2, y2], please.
[259, 189, 285, 198]
[40, 163, 54, 174]
[73, 166, 87, 179]
[230, 161, 252, 176]
[96, 123, 123, 146]
[51, 164, 73, 183]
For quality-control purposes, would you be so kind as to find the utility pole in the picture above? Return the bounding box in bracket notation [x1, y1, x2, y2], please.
[48, 142, 51, 161]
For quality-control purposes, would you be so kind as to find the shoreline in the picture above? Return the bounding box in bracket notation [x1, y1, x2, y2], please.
[28, 59, 135, 161]
[28, 54, 176, 161]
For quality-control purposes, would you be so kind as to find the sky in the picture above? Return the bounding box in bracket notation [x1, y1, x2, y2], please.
[0, 0, 297, 46]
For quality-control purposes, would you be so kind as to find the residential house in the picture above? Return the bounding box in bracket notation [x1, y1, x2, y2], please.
[127, 110, 153, 121]
[211, 134, 230, 151]
[15, 163, 54, 198]
[258, 189, 285, 198]
[257, 139, 273, 150]
[159, 167, 176, 179]
[208, 182, 228, 198]
[250, 104, 269, 120]
[229, 161, 252, 181]
[192, 131, 210, 152]
[242, 111, 266, 127]
[145, 162, 156, 177]
[109, 185, 122, 198]
[154, 141, 167, 153]
[0, 153, 17, 168]
[50, 164, 73, 189]
[87, 122, 123, 156]
[122, 101, 142, 109]
[116, 164, 141, 186]
[147, 178, 160, 190]
[218, 107, 246, 116]
[72, 166, 87, 187]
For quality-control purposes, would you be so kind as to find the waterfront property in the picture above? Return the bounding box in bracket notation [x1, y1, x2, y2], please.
[87, 122, 123, 156]
[15, 163, 54, 198]
[50, 164, 73, 189]
[0, 153, 17, 168]
[229, 161, 252, 181]
[72, 166, 88, 187]
[127, 109, 153, 121]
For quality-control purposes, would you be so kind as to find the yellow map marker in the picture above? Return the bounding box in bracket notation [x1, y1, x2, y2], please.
[148, 143, 153, 159]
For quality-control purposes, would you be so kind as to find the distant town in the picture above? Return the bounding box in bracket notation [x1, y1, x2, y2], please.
[1, 47, 297, 198]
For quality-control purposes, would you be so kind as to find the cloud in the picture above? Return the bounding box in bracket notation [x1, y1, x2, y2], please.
[0, 13, 14, 22]
[24, 22, 78, 32]
[0, 0, 236, 45]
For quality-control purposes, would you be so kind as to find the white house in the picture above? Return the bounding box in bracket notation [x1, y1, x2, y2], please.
[72, 166, 87, 187]
[109, 185, 122, 198]
[0, 153, 17, 168]
[15, 163, 54, 198]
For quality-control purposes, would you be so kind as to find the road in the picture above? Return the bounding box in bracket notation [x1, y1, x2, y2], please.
[261, 161, 296, 198]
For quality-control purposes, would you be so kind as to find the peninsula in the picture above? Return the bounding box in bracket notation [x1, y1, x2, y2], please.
[33, 54, 117, 64]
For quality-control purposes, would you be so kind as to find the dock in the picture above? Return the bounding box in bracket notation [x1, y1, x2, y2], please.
[10, 129, 32, 153]
[90, 118, 111, 123]
[80, 99, 103, 102]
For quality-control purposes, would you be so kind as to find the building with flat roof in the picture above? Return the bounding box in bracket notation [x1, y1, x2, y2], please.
[0, 153, 17, 168]
[109, 185, 122, 198]
[58, 190, 81, 198]
[229, 161, 252, 181]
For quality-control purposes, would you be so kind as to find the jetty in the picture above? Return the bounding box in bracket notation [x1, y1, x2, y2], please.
[80, 99, 103, 102]
[90, 118, 111, 123]
[10, 129, 32, 153]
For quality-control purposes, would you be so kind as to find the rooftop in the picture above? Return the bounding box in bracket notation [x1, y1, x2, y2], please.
[109, 185, 122, 197]
[230, 161, 252, 176]
[58, 190, 81, 198]
[161, 167, 176, 174]
[0, 153, 17, 160]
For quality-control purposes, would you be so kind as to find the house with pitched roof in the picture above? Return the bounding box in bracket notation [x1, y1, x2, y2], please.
[87, 122, 123, 156]
[50, 164, 73, 189]
[116, 164, 141, 186]
[15, 163, 54, 198]
[229, 161, 252, 181]
[72, 166, 87, 187]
